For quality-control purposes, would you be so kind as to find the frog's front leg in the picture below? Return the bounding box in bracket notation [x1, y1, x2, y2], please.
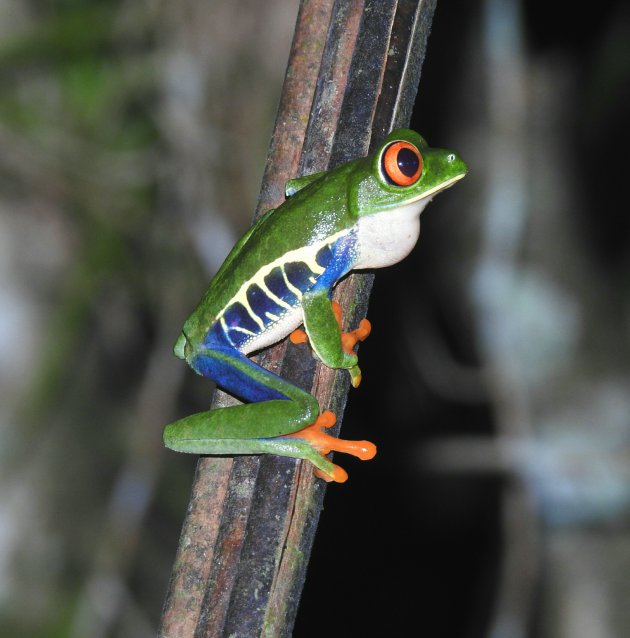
[291, 292, 371, 387]
[163, 345, 375, 482]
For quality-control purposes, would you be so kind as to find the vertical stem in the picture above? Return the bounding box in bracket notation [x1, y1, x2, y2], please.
[159, 1, 437, 636]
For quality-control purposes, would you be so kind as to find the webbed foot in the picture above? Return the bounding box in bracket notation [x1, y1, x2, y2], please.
[282, 411, 377, 482]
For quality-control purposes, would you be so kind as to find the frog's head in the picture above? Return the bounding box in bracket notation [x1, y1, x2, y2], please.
[351, 128, 467, 217]
[346, 129, 466, 268]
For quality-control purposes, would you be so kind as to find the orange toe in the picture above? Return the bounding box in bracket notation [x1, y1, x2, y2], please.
[283, 410, 377, 481]
[291, 413, 375, 461]
[332, 298, 370, 354]
[289, 328, 308, 344]
[356, 318, 372, 341]
[314, 465, 349, 483]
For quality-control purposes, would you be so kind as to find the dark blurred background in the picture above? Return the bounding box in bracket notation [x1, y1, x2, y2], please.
[1, 1, 629, 637]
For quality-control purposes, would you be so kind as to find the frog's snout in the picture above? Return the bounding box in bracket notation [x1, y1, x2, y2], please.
[446, 150, 468, 178]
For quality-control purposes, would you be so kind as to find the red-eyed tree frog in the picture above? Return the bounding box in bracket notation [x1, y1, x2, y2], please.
[164, 129, 467, 482]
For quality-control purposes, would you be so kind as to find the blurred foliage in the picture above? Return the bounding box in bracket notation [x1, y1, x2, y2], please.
[0, 1, 296, 636]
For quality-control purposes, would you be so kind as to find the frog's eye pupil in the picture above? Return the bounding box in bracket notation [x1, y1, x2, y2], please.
[397, 147, 420, 177]
[381, 141, 423, 186]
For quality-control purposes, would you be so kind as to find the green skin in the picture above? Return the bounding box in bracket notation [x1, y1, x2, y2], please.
[164, 129, 467, 481]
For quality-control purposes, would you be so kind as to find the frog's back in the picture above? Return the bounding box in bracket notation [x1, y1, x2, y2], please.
[182, 170, 357, 352]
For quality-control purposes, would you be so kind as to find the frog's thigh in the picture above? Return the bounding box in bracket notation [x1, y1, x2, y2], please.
[164, 347, 319, 448]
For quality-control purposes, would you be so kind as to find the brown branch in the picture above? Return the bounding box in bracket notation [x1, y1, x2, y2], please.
[158, 1, 437, 636]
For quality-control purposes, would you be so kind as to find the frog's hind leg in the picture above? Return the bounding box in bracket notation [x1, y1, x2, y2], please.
[163, 347, 375, 482]
[165, 346, 318, 445]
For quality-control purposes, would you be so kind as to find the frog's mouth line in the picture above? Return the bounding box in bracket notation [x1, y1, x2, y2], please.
[413, 172, 467, 202]
[384, 171, 466, 210]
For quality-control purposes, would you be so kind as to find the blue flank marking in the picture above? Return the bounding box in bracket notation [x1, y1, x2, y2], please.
[222, 302, 260, 334]
[315, 243, 334, 269]
[311, 230, 357, 292]
[264, 266, 299, 306]
[204, 315, 248, 350]
[246, 283, 283, 324]
[203, 229, 359, 352]
[284, 261, 316, 292]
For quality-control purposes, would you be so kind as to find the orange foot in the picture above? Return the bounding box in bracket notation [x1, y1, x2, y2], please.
[283, 411, 377, 483]
[290, 301, 372, 387]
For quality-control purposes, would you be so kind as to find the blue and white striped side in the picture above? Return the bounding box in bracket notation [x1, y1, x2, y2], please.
[204, 229, 358, 354]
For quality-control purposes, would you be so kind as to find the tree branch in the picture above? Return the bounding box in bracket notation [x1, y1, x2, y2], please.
[158, 1, 437, 636]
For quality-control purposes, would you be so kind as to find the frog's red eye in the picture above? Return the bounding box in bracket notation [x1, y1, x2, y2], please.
[381, 141, 422, 186]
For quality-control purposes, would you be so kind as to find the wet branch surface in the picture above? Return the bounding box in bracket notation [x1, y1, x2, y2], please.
[158, 1, 436, 636]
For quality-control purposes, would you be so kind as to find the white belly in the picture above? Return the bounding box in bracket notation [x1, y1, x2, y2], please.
[239, 199, 430, 354]
[241, 304, 303, 355]
[353, 198, 430, 269]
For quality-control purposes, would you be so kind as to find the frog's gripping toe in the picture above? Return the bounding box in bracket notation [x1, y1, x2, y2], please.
[332, 301, 372, 361]
[283, 411, 377, 483]
[289, 328, 309, 345]
[289, 301, 371, 387]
